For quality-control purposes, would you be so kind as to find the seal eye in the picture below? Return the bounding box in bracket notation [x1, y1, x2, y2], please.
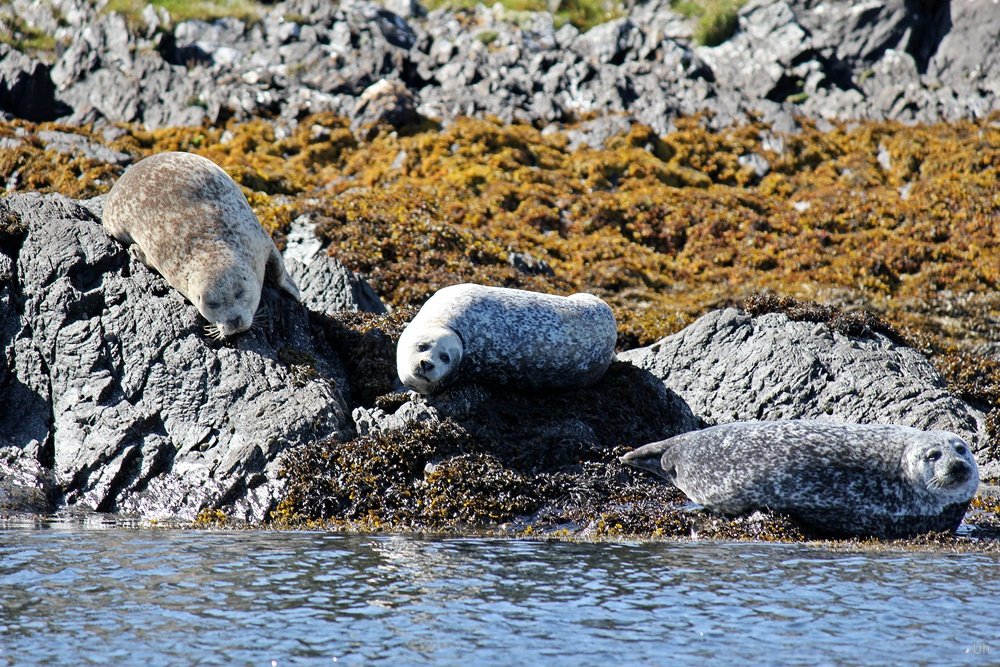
[206, 301, 221, 310]
[955, 445, 967, 456]
[234, 289, 245, 300]
[439, 353, 450, 364]
[926, 449, 942, 462]
[417, 343, 430, 352]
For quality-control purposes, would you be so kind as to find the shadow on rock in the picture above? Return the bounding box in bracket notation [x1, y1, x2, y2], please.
[277, 359, 705, 533]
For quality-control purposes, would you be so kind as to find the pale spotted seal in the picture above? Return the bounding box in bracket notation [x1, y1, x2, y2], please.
[621, 420, 980, 538]
[103, 151, 300, 339]
[396, 283, 617, 394]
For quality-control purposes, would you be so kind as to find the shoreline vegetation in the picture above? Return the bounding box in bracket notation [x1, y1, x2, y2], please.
[0, 0, 997, 545]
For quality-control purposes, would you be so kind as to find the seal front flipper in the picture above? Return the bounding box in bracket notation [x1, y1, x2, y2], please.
[267, 245, 301, 302]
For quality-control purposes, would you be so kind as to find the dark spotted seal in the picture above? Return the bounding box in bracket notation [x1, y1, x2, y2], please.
[621, 420, 979, 538]
[396, 283, 617, 395]
[103, 151, 300, 339]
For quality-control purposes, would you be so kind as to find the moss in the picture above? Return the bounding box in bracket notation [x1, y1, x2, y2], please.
[0, 14, 57, 56]
[672, 0, 746, 46]
[193, 508, 230, 527]
[426, 0, 623, 31]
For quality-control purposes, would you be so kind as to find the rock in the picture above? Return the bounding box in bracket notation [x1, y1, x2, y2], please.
[928, 0, 1000, 103]
[351, 78, 422, 140]
[0, 193, 359, 521]
[282, 214, 387, 315]
[0, 447, 56, 514]
[0, 0, 986, 132]
[38, 130, 133, 165]
[352, 360, 702, 452]
[619, 308, 995, 477]
[0, 44, 58, 122]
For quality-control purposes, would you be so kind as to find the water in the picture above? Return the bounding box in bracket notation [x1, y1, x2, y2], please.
[1, 527, 998, 666]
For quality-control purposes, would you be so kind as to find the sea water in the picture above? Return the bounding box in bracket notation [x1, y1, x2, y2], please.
[1, 525, 998, 666]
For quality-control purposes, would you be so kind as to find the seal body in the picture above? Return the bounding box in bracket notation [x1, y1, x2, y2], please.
[103, 151, 300, 338]
[621, 420, 979, 538]
[397, 283, 617, 394]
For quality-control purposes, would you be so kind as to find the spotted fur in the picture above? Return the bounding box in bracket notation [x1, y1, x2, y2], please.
[397, 283, 617, 394]
[103, 152, 300, 338]
[621, 420, 980, 538]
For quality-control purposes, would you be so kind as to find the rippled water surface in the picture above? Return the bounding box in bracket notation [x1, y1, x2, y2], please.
[2, 527, 999, 666]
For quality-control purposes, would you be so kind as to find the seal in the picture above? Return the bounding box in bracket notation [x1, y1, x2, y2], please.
[102, 151, 300, 339]
[621, 420, 980, 538]
[396, 283, 617, 394]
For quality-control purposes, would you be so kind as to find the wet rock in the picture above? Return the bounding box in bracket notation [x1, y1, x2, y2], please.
[0, 447, 57, 514]
[620, 308, 995, 476]
[353, 360, 702, 449]
[0, 193, 363, 521]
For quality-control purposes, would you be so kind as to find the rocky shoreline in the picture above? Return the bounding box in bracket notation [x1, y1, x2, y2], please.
[1, 0, 998, 542]
[3, 0, 997, 135]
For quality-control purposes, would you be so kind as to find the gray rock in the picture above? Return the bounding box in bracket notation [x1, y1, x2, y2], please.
[0, 44, 57, 122]
[282, 214, 387, 315]
[1, 0, 997, 141]
[619, 308, 995, 476]
[38, 130, 133, 165]
[0, 447, 56, 514]
[352, 360, 701, 452]
[0, 193, 358, 521]
[351, 78, 422, 140]
[738, 152, 770, 179]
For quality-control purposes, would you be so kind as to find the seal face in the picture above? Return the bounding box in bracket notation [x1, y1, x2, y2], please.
[621, 420, 980, 538]
[397, 283, 617, 394]
[102, 152, 300, 338]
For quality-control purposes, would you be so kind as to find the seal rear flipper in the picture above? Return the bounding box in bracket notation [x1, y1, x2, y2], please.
[620, 440, 676, 482]
[267, 245, 301, 302]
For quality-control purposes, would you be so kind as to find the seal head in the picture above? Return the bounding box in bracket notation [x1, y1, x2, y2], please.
[396, 325, 463, 394]
[902, 433, 978, 505]
[192, 261, 262, 339]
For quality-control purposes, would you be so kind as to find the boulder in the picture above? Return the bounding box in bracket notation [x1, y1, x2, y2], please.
[620, 308, 995, 476]
[0, 44, 57, 122]
[0, 193, 370, 521]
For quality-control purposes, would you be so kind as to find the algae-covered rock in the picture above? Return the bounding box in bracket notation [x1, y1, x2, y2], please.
[0, 192, 378, 521]
[279, 359, 703, 531]
[620, 307, 994, 476]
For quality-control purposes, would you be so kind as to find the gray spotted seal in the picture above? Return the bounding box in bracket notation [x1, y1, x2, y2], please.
[396, 283, 617, 394]
[103, 151, 300, 339]
[621, 420, 979, 538]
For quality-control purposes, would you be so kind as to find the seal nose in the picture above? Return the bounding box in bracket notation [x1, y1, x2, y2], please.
[419, 359, 434, 372]
[945, 461, 971, 485]
[227, 316, 245, 331]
